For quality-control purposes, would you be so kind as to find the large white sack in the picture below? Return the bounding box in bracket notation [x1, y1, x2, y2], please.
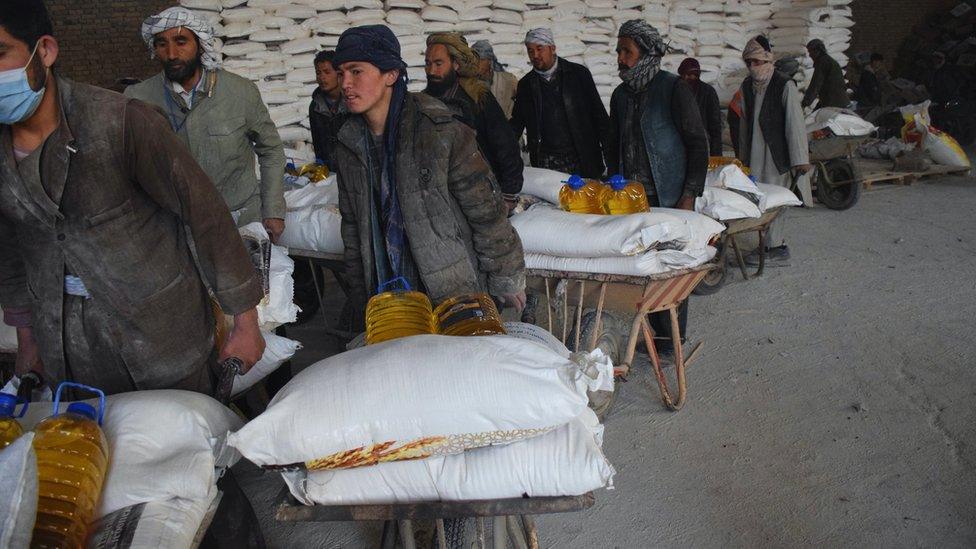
[510, 204, 725, 258]
[705, 164, 764, 204]
[239, 222, 300, 329]
[524, 246, 717, 277]
[520, 166, 567, 204]
[228, 335, 614, 469]
[695, 187, 763, 221]
[232, 331, 302, 397]
[19, 391, 242, 518]
[421, 5, 459, 22]
[503, 321, 570, 357]
[280, 203, 343, 254]
[283, 411, 614, 505]
[755, 183, 802, 210]
[88, 493, 219, 549]
[805, 107, 877, 136]
[0, 433, 36, 549]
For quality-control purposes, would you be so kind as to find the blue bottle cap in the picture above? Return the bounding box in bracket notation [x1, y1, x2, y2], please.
[0, 392, 17, 417]
[565, 174, 585, 190]
[66, 402, 98, 421]
[608, 174, 627, 190]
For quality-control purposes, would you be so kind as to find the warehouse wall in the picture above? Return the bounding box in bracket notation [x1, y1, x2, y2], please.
[46, 0, 175, 90]
[849, 0, 955, 69]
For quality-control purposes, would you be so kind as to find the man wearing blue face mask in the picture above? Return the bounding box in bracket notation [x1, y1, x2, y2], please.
[0, 0, 267, 398]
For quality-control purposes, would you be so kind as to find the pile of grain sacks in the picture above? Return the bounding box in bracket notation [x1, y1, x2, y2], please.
[173, 0, 853, 162]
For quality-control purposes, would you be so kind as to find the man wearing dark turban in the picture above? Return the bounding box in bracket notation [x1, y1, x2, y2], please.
[424, 32, 523, 210]
[607, 20, 709, 358]
[803, 39, 849, 109]
[330, 25, 526, 329]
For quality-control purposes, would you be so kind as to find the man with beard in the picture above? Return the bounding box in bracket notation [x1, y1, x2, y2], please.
[678, 58, 723, 157]
[732, 36, 812, 265]
[424, 32, 522, 209]
[511, 28, 610, 179]
[471, 39, 518, 118]
[607, 20, 708, 358]
[309, 50, 347, 170]
[331, 25, 525, 330]
[125, 7, 287, 242]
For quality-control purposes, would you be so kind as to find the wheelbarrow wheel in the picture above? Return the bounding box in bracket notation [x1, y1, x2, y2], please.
[692, 244, 727, 295]
[815, 159, 860, 210]
[573, 311, 621, 420]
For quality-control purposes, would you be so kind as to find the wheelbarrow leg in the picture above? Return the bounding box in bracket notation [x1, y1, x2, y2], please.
[522, 515, 540, 549]
[753, 227, 768, 278]
[640, 308, 687, 411]
[398, 520, 417, 549]
[506, 516, 530, 549]
[492, 516, 508, 549]
[728, 235, 750, 280]
[380, 520, 397, 549]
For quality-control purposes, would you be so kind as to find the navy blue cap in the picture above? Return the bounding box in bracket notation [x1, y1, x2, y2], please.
[66, 402, 98, 421]
[0, 393, 17, 417]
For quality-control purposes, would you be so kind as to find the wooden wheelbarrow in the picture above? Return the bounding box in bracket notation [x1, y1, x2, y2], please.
[525, 261, 717, 412]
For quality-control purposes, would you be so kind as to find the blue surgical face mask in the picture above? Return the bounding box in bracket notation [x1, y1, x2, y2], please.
[0, 42, 47, 125]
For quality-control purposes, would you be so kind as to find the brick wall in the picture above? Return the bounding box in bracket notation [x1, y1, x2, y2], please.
[46, 0, 176, 90]
[849, 0, 957, 72]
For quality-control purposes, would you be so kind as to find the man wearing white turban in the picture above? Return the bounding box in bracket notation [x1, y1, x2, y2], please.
[125, 7, 287, 242]
[510, 27, 610, 178]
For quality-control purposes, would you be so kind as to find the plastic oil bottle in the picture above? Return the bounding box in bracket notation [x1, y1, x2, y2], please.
[298, 161, 330, 182]
[365, 278, 437, 345]
[559, 174, 606, 214]
[32, 383, 109, 549]
[434, 293, 507, 337]
[708, 156, 750, 175]
[601, 174, 650, 214]
[0, 392, 26, 449]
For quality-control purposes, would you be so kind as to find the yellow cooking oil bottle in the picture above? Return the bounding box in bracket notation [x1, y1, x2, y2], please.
[434, 293, 507, 337]
[601, 174, 650, 214]
[708, 156, 750, 175]
[559, 174, 606, 214]
[0, 392, 26, 449]
[365, 278, 437, 345]
[298, 161, 330, 182]
[32, 383, 109, 549]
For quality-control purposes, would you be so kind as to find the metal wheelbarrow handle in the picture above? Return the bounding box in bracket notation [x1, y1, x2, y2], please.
[215, 357, 244, 405]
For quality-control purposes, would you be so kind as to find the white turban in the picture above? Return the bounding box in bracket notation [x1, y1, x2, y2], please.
[524, 28, 555, 47]
[141, 7, 220, 70]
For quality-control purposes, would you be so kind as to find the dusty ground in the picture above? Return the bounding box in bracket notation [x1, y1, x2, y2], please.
[237, 174, 976, 548]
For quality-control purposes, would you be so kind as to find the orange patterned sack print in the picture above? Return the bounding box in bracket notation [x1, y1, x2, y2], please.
[266, 427, 556, 471]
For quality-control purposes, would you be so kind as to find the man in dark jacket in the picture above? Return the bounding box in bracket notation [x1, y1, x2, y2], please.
[511, 28, 610, 178]
[0, 1, 265, 396]
[607, 20, 709, 354]
[424, 32, 523, 209]
[309, 49, 347, 170]
[678, 57, 723, 156]
[853, 53, 884, 111]
[331, 25, 526, 328]
[803, 39, 849, 109]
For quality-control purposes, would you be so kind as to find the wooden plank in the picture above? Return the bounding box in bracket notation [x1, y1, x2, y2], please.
[275, 486, 595, 522]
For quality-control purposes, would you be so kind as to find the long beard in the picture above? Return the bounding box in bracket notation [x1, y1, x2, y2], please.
[163, 54, 202, 83]
[424, 71, 457, 97]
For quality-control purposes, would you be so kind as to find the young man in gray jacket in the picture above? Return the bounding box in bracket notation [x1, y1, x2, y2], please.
[125, 7, 287, 241]
[330, 25, 526, 329]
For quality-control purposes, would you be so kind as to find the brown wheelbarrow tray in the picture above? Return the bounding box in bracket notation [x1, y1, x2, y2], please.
[525, 260, 718, 412]
[274, 485, 594, 549]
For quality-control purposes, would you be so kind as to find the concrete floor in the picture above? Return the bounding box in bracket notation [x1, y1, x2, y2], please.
[237, 174, 976, 548]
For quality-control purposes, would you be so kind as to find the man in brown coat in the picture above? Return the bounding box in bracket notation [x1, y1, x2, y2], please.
[0, 2, 265, 396]
[331, 25, 525, 327]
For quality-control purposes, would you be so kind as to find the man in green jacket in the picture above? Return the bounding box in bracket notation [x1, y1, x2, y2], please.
[125, 7, 287, 241]
[802, 39, 849, 110]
